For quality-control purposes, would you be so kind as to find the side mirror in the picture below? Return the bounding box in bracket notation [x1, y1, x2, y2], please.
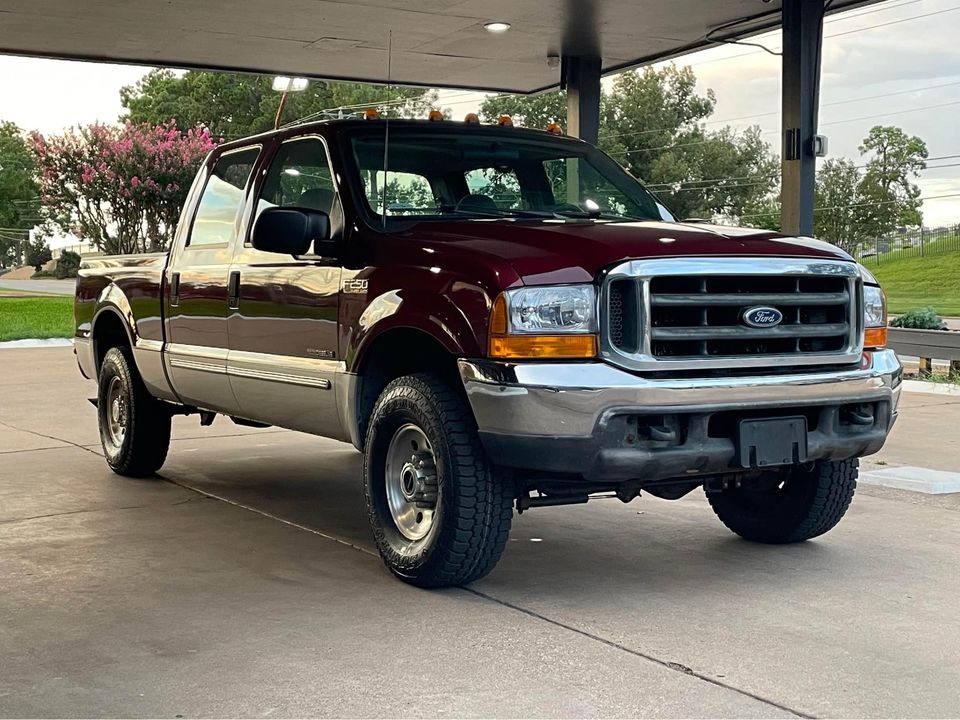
[252, 207, 334, 257]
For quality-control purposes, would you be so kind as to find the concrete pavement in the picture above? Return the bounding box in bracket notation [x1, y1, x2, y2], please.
[2, 347, 960, 718]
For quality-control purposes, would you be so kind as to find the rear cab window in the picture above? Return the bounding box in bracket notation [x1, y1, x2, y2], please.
[463, 167, 522, 210]
[359, 169, 438, 217]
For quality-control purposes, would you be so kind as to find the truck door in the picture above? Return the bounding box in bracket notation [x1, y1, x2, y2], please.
[225, 136, 343, 437]
[164, 146, 260, 413]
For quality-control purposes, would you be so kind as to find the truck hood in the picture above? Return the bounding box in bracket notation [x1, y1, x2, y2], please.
[405, 219, 854, 286]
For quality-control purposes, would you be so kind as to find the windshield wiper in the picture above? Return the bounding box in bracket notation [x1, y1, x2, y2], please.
[551, 208, 647, 222]
[450, 207, 552, 219]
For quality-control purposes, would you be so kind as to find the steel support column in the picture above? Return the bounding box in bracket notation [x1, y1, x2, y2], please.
[780, 0, 825, 236]
[562, 55, 602, 145]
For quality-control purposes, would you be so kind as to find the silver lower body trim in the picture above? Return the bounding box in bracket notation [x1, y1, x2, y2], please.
[459, 349, 902, 439]
[169, 357, 223, 374]
[226, 365, 332, 389]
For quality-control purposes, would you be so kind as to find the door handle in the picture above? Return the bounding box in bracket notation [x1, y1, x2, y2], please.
[170, 272, 180, 306]
[227, 270, 241, 309]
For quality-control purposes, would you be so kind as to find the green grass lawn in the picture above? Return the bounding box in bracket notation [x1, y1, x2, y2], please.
[0, 297, 74, 341]
[866, 249, 960, 316]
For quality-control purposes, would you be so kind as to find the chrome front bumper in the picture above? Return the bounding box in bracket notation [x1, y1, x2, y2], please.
[459, 349, 902, 480]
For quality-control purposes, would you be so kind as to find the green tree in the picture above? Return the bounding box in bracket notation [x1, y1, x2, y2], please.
[719, 125, 928, 245]
[383, 176, 435, 212]
[121, 70, 437, 140]
[0, 122, 40, 268]
[480, 65, 778, 221]
[813, 158, 863, 251]
[54, 250, 81, 279]
[24, 236, 51, 271]
[857, 125, 927, 238]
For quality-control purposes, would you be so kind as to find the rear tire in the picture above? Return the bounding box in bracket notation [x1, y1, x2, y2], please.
[97, 347, 171, 477]
[706, 459, 858, 544]
[363, 373, 514, 588]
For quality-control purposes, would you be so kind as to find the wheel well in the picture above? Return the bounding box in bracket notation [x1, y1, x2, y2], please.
[354, 328, 461, 447]
[93, 310, 131, 371]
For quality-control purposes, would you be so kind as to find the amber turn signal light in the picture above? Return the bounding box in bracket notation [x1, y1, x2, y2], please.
[864, 326, 887, 349]
[489, 294, 509, 335]
[489, 334, 598, 359]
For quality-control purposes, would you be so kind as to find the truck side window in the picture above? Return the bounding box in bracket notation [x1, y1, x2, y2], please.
[254, 138, 336, 229]
[188, 147, 259, 247]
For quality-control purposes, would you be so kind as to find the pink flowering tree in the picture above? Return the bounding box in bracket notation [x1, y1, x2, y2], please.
[31, 121, 217, 254]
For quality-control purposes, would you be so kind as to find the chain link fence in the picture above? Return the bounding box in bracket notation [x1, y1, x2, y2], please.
[853, 224, 960, 266]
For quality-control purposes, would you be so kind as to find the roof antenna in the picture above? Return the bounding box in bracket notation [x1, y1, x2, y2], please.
[381, 29, 393, 230]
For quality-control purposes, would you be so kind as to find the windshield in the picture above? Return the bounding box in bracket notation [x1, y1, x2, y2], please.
[346, 125, 672, 228]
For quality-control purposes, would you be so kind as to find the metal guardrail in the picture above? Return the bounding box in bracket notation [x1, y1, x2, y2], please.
[888, 327, 960, 376]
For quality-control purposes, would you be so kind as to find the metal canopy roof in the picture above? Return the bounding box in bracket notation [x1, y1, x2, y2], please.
[1, 0, 880, 93]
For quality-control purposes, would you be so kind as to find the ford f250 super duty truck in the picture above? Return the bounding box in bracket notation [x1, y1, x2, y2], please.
[75, 117, 901, 587]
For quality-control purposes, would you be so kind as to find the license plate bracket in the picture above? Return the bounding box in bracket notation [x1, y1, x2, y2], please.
[737, 416, 808, 468]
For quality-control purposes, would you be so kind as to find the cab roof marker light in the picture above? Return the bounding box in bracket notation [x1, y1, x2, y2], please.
[363, 108, 381, 120]
[545, 122, 563, 135]
[497, 115, 514, 127]
[428, 109, 444, 122]
[464, 113, 480, 125]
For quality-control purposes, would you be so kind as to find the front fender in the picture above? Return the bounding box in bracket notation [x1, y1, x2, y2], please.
[346, 288, 481, 372]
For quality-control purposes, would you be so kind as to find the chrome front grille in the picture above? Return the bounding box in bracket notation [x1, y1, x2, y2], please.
[601, 258, 863, 372]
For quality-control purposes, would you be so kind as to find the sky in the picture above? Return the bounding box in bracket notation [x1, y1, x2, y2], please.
[1, 0, 959, 225]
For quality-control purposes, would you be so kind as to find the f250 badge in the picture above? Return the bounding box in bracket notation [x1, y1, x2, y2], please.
[742, 306, 784, 328]
[342, 278, 368, 294]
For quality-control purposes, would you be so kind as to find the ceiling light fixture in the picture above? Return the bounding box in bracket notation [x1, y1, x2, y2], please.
[483, 21, 511, 33]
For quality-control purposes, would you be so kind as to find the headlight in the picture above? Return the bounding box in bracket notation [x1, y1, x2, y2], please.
[489, 284, 598, 359]
[505, 285, 596, 334]
[862, 283, 887, 349]
[863, 285, 886, 328]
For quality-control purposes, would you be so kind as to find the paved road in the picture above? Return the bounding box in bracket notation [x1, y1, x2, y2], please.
[2, 347, 959, 717]
[0, 278, 76, 295]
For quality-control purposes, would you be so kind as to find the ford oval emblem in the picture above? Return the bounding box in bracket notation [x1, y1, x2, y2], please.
[742, 306, 783, 328]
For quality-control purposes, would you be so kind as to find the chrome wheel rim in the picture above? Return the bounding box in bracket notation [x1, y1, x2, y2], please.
[384, 423, 439, 541]
[104, 375, 127, 449]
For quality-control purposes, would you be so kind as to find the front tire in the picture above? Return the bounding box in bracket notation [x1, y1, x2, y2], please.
[97, 347, 171, 477]
[363, 373, 514, 588]
[706, 459, 858, 544]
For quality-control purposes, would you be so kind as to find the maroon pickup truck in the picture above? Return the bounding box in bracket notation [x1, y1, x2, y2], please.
[75, 118, 901, 587]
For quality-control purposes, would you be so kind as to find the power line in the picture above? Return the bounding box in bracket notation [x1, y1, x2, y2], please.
[827, 4, 960, 38]
[820, 98, 960, 127]
[609, 99, 960, 158]
[737, 191, 960, 220]
[688, 1, 958, 67]
[826, 0, 926, 22]
[599, 76, 960, 143]
[642, 154, 960, 191]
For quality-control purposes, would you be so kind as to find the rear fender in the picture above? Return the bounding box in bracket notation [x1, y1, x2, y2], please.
[88, 285, 176, 401]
